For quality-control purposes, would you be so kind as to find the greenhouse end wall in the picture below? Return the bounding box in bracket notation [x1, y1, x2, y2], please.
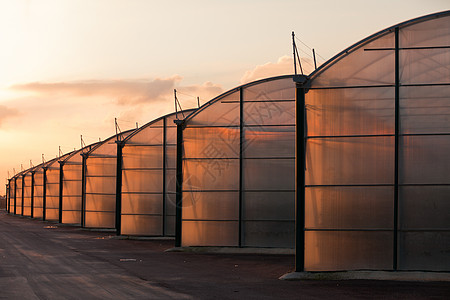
[299, 11, 450, 272]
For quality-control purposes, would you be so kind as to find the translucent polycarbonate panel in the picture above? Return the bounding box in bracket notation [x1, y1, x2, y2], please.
[122, 169, 163, 193]
[46, 183, 59, 196]
[121, 215, 163, 236]
[125, 121, 163, 145]
[188, 91, 240, 126]
[166, 193, 177, 216]
[165, 215, 175, 236]
[165, 169, 177, 194]
[243, 101, 295, 126]
[400, 135, 450, 184]
[400, 186, 450, 229]
[85, 194, 115, 211]
[46, 195, 59, 209]
[243, 78, 295, 101]
[45, 209, 59, 221]
[183, 159, 239, 191]
[182, 191, 239, 220]
[22, 175, 32, 217]
[15, 178, 23, 215]
[243, 158, 294, 190]
[62, 165, 82, 181]
[306, 137, 394, 185]
[46, 169, 60, 183]
[400, 14, 450, 48]
[33, 172, 44, 218]
[166, 127, 177, 144]
[242, 221, 294, 248]
[400, 48, 450, 85]
[122, 146, 163, 169]
[313, 32, 395, 87]
[61, 211, 81, 224]
[183, 127, 239, 159]
[399, 231, 450, 271]
[121, 193, 163, 215]
[400, 86, 450, 134]
[243, 126, 294, 158]
[306, 87, 395, 136]
[165, 145, 177, 169]
[243, 191, 294, 220]
[86, 176, 116, 194]
[61, 195, 82, 211]
[86, 158, 116, 176]
[305, 231, 393, 271]
[305, 187, 394, 229]
[84, 211, 115, 228]
[62, 180, 81, 195]
[182, 221, 238, 247]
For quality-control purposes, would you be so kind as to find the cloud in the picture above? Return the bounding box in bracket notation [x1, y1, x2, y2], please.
[240, 55, 315, 84]
[0, 105, 19, 127]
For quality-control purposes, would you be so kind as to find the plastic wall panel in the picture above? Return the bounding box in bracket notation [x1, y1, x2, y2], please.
[23, 175, 32, 217]
[182, 191, 239, 220]
[122, 146, 163, 169]
[121, 215, 162, 236]
[188, 92, 240, 126]
[400, 15, 450, 48]
[306, 137, 394, 185]
[62, 165, 82, 181]
[400, 86, 450, 134]
[85, 194, 115, 211]
[306, 187, 393, 229]
[243, 101, 295, 126]
[400, 186, 450, 229]
[243, 78, 295, 101]
[121, 193, 163, 215]
[182, 221, 239, 247]
[125, 125, 163, 145]
[165, 169, 177, 193]
[400, 48, 450, 84]
[306, 88, 395, 136]
[305, 231, 393, 271]
[33, 172, 43, 218]
[243, 158, 294, 190]
[313, 33, 395, 87]
[243, 191, 294, 220]
[166, 127, 177, 144]
[166, 193, 177, 216]
[165, 215, 175, 236]
[243, 221, 294, 248]
[165, 145, 177, 169]
[84, 212, 115, 228]
[45, 209, 59, 221]
[15, 178, 23, 215]
[400, 135, 450, 184]
[183, 159, 239, 191]
[62, 180, 81, 195]
[399, 232, 450, 271]
[86, 176, 116, 194]
[62, 196, 82, 211]
[62, 211, 81, 224]
[122, 169, 163, 193]
[86, 158, 116, 176]
[183, 127, 239, 159]
[243, 127, 294, 158]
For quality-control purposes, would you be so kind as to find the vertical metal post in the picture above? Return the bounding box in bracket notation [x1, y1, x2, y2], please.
[43, 168, 47, 221]
[81, 155, 87, 227]
[312, 49, 317, 70]
[393, 26, 400, 271]
[59, 162, 64, 223]
[7, 180, 11, 213]
[31, 172, 35, 218]
[115, 142, 123, 235]
[238, 87, 244, 247]
[174, 119, 184, 247]
[292, 32, 297, 75]
[162, 117, 167, 236]
[295, 80, 306, 272]
[13, 178, 17, 215]
[21, 175, 25, 216]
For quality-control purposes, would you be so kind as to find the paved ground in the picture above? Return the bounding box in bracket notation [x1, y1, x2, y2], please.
[0, 211, 448, 299]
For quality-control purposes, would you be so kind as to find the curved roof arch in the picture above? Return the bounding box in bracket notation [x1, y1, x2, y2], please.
[84, 129, 136, 157]
[60, 142, 101, 163]
[308, 10, 450, 82]
[184, 75, 297, 124]
[122, 109, 197, 143]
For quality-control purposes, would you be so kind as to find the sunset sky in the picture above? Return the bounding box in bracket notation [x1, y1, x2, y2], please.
[1, 0, 448, 186]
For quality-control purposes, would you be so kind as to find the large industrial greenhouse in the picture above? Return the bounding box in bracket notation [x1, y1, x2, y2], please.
[4, 11, 450, 273]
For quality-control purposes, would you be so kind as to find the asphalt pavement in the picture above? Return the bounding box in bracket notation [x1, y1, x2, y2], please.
[0, 211, 448, 299]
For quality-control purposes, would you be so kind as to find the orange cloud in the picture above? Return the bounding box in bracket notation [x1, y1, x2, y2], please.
[240, 55, 315, 84]
[0, 105, 19, 127]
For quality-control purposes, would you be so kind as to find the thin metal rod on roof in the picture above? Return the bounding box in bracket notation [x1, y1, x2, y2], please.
[136, 122, 139, 129]
[174, 89, 185, 119]
[21, 164, 23, 172]
[13, 168, 16, 175]
[197, 97, 200, 108]
[312, 48, 317, 69]
[291, 31, 303, 75]
[30, 160, 33, 168]
[59, 146, 63, 157]
[81, 135, 86, 149]
[42, 154, 46, 164]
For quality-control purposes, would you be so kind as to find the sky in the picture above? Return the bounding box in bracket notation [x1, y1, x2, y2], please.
[1, 0, 449, 187]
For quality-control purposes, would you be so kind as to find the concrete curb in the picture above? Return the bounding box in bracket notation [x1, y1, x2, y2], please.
[280, 271, 450, 282]
[165, 246, 295, 255]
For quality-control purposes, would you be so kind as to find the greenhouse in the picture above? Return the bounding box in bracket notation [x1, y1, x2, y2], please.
[118, 110, 195, 236]
[294, 11, 450, 272]
[22, 168, 35, 217]
[32, 162, 47, 219]
[83, 130, 135, 229]
[177, 76, 297, 248]
[59, 143, 99, 225]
